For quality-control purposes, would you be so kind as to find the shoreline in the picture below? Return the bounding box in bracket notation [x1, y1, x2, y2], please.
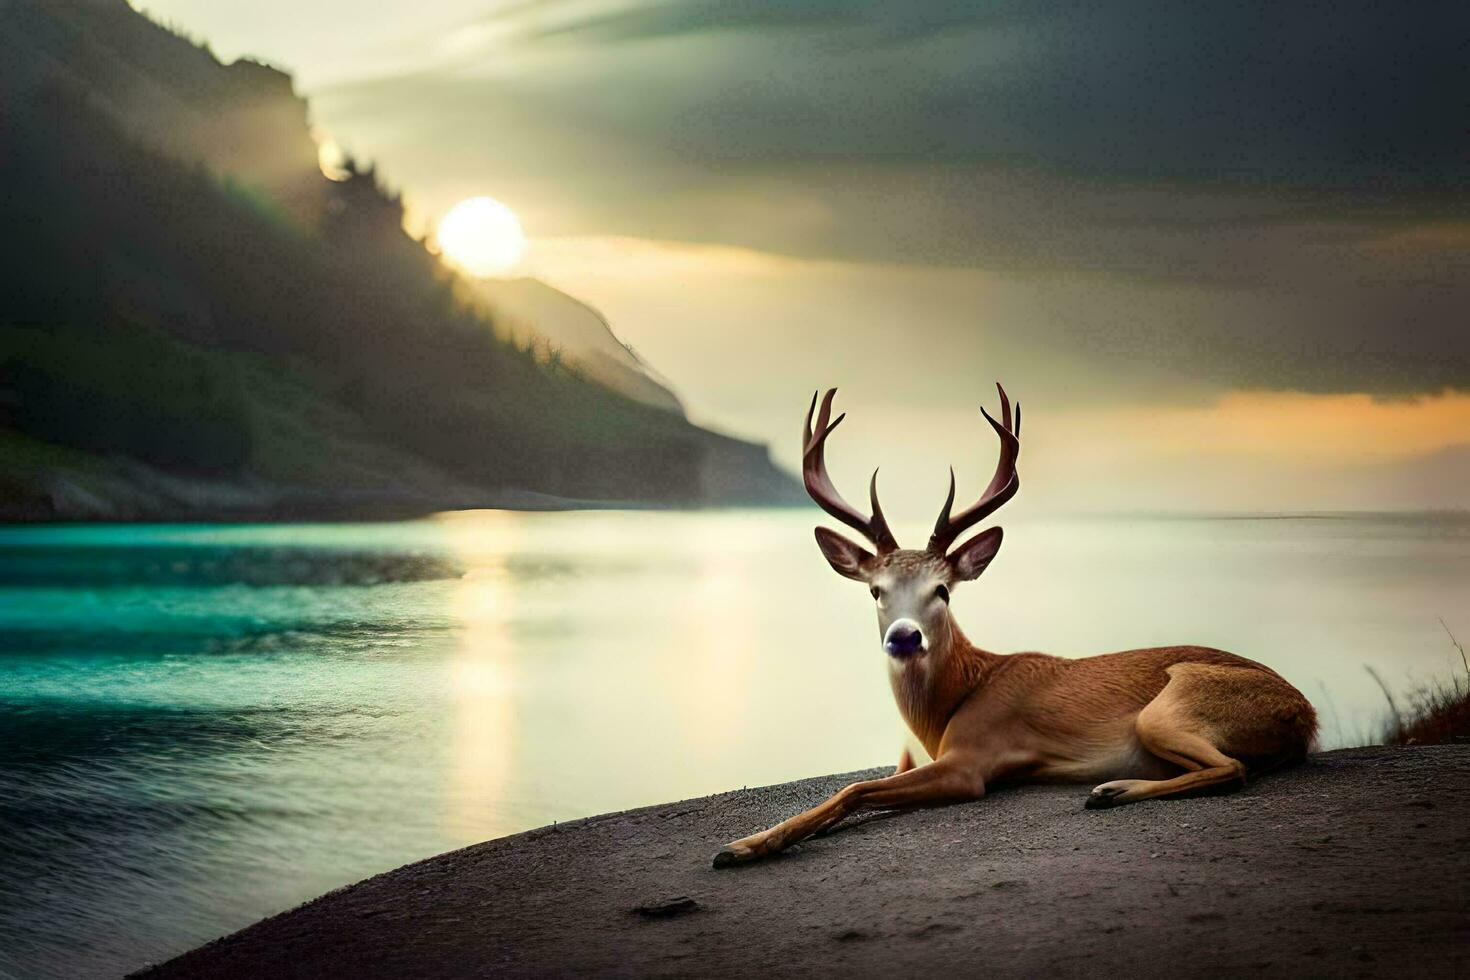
[0, 495, 802, 526]
[5, 506, 1465, 528]
[137, 745, 1470, 978]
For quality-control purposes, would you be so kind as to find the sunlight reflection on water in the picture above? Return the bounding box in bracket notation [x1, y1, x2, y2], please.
[0, 509, 1466, 978]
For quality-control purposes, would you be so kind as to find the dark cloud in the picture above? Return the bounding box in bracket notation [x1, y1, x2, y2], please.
[488, 0, 1468, 191]
[312, 0, 1469, 397]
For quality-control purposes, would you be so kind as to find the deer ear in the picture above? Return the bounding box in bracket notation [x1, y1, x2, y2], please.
[948, 527, 1003, 581]
[814, 527, 874, 581]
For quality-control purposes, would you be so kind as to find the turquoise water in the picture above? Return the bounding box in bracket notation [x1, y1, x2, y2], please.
[2, 510, 1467, 978]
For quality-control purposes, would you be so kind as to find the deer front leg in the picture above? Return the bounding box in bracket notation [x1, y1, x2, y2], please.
[712, 757, 985, 868]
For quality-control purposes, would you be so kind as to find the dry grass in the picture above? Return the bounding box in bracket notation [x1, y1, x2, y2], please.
[1370, 620, 1470, 746]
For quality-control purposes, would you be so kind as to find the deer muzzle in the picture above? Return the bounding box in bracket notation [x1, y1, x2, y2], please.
[883, 619, 926, 658]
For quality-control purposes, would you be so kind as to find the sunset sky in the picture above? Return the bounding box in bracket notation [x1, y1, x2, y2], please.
[133, 0, 1468, 513]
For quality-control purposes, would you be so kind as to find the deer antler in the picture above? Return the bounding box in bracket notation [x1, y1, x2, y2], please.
[928, 383, 1021, 555]
[803, 389, 899, 554]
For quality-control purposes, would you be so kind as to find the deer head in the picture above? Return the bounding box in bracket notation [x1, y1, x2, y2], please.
[803, 385, 1020, 660]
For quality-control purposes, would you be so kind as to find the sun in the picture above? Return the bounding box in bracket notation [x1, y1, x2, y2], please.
[436, 196, 527, 277]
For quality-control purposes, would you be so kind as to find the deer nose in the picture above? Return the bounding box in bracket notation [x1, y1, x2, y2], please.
[884, 620, 925, 657]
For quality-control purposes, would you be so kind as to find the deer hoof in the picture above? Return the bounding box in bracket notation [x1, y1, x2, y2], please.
[1085, 784, 1128, 809]
[712, 843, 757, 868]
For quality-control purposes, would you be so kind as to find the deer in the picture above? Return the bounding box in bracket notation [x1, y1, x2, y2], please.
[713, 384, 1317, 868]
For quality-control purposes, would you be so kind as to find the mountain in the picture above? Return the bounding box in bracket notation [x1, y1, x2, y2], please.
[3, 0, 328, 225]
[0, 0, 801, 520]
[465, 278, 685, 415]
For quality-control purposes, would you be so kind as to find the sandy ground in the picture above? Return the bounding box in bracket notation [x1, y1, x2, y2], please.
[138, 745, 1469, 979]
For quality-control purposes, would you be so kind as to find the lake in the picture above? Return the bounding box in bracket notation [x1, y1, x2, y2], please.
[2, 510, 1467, 978]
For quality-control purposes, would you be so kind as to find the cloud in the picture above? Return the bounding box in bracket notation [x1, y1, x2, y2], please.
[301, 0, 1469, 401]
[438, 0, 1467, 189]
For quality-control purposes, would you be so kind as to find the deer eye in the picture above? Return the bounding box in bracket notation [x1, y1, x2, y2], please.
[870, 585, 881, 600]
[934, 584, 950, 603]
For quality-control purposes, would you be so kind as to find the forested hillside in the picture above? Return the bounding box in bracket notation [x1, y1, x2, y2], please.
[0, 0, 799, 519]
